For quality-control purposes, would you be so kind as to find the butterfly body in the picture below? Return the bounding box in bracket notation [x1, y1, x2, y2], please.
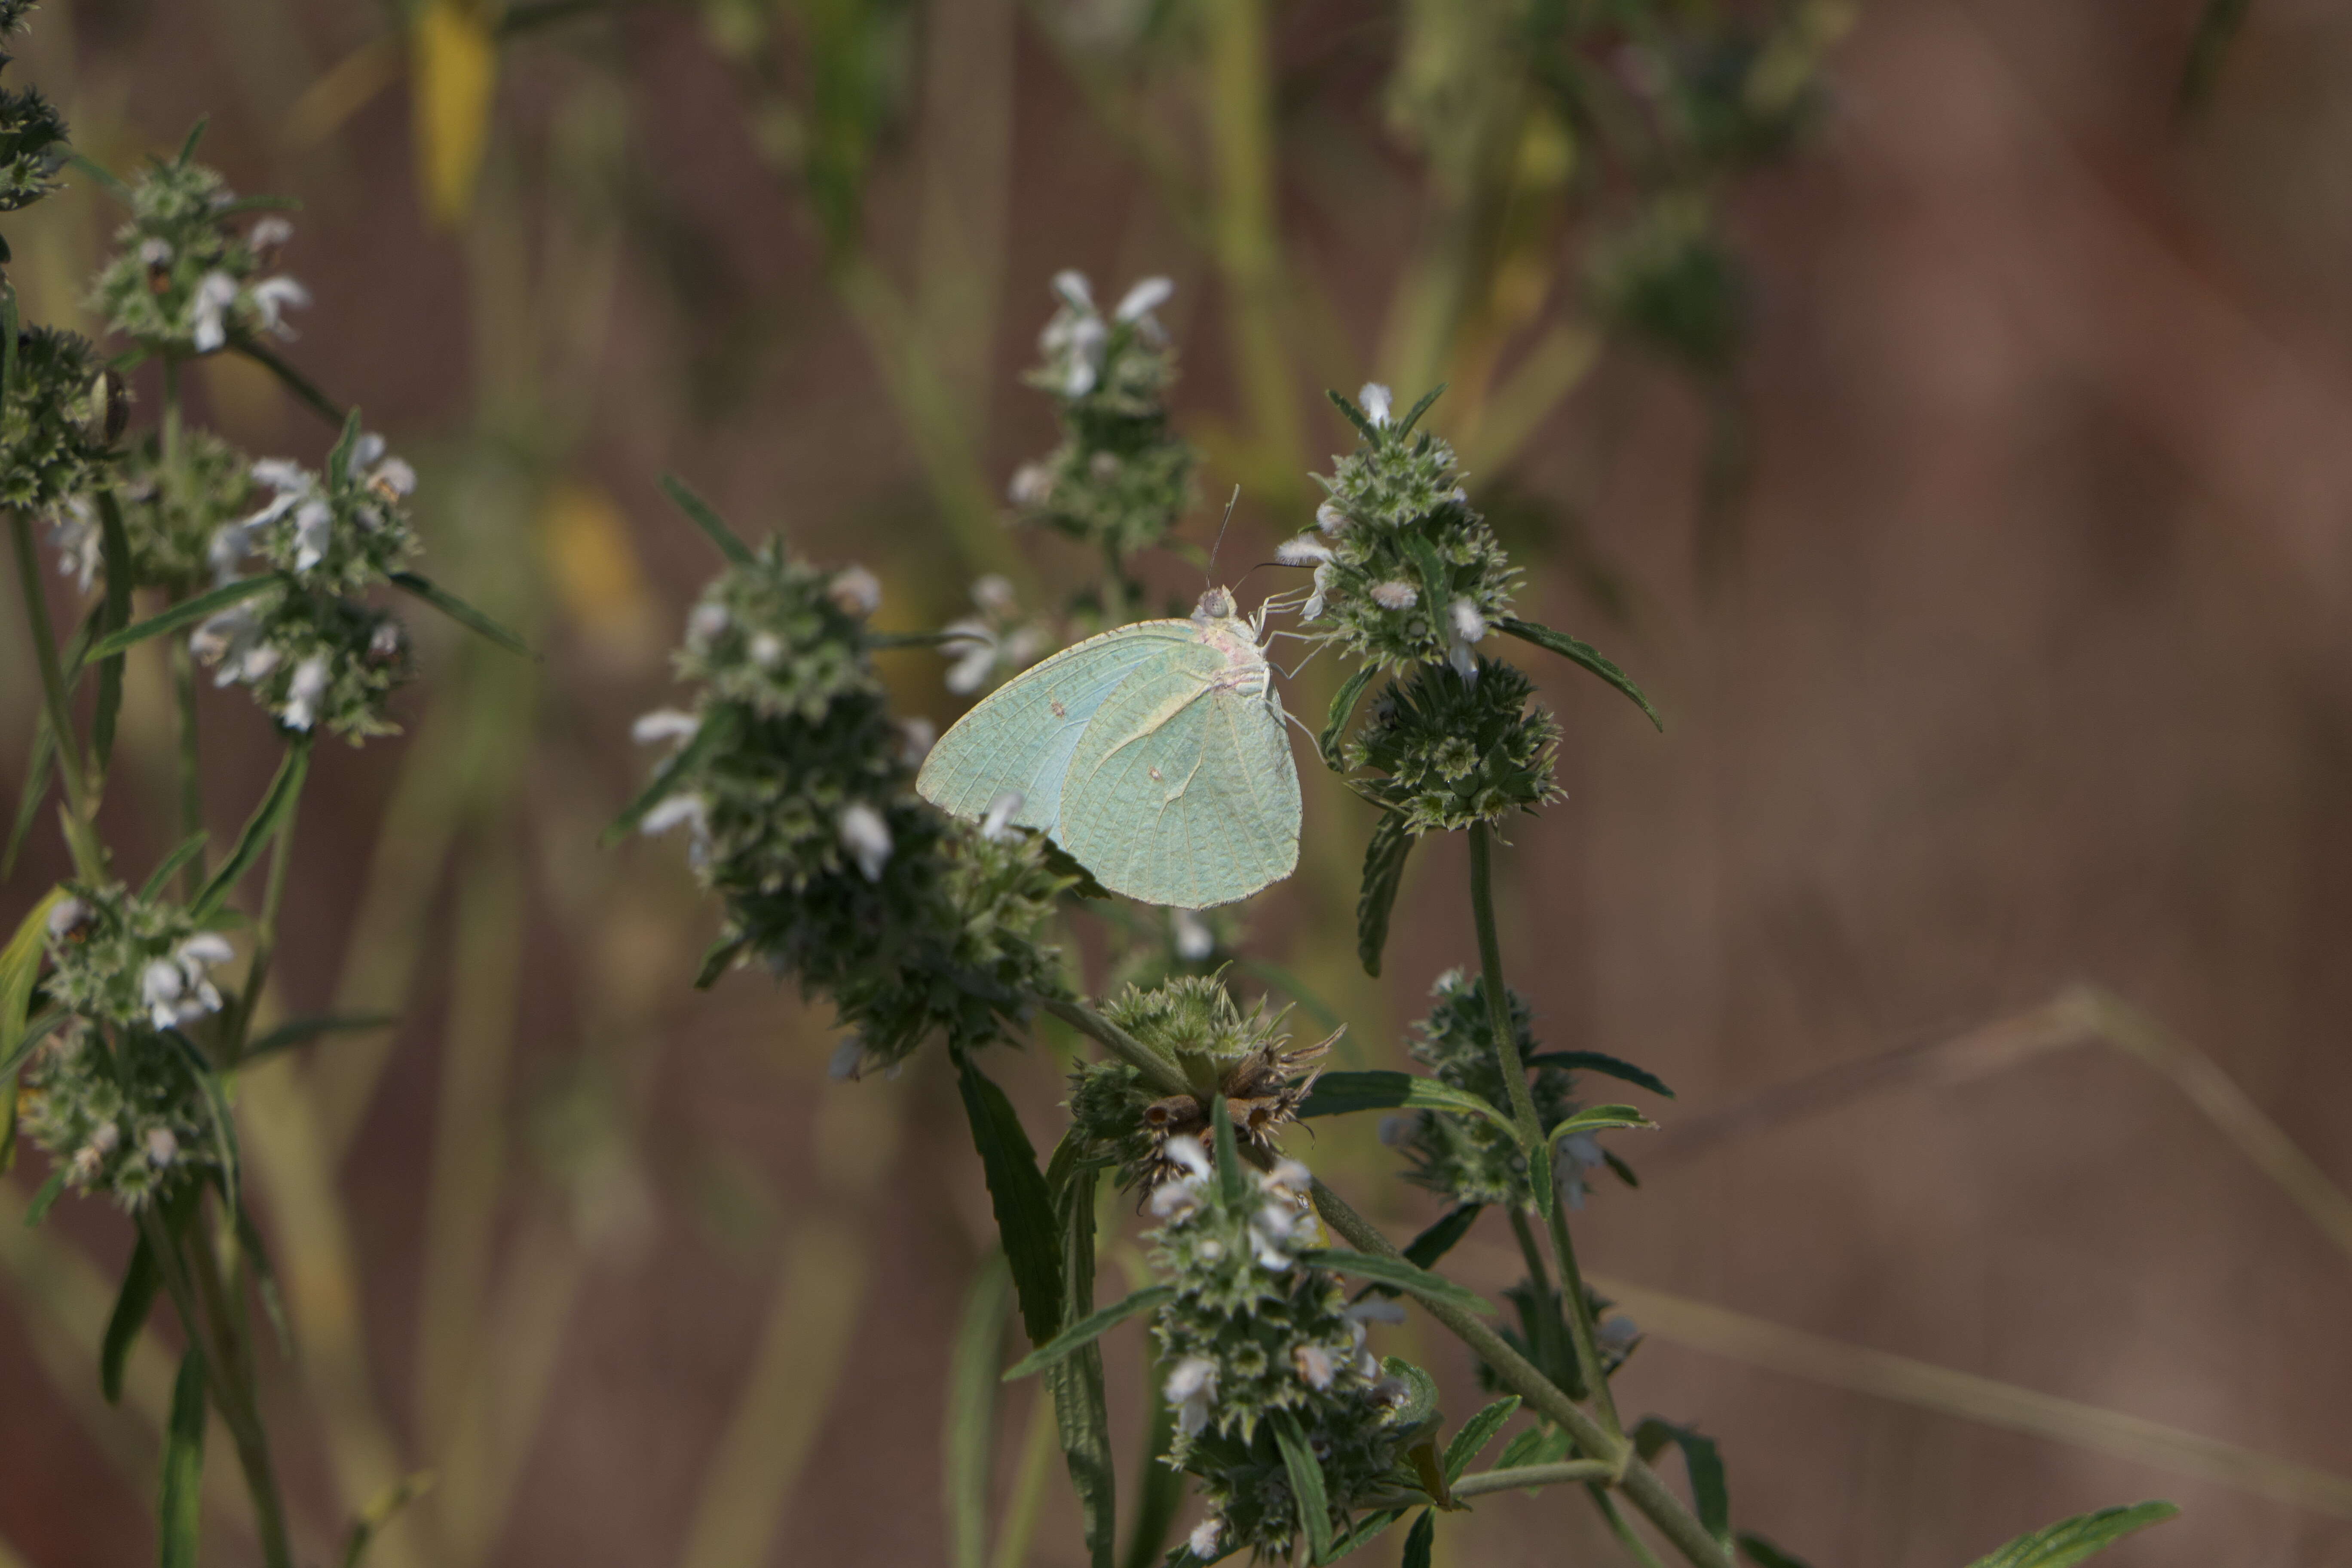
[917, 591, 1302, 908]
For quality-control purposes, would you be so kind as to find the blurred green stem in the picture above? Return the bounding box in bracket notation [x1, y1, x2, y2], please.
[231, 749, 307, 1059]
[1507, 1206, 1572, 1386]
[7, 512, 103, 878]
[172, 637, 207, 898]
[990, 1390, 1059, 1568]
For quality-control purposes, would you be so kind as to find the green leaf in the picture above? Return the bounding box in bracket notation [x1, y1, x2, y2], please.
[236, 1200, 292, 1358]
[91, 493, 135, 770]
[1394, 384, 1448, 442]
[1633, 1418, 1731, 1553]
[1738, 1532, 1818, 1568]
[1294, 1249, 1490, 1314]
[1210, 1089, 1247, 1211]
[5, 712, 56, 879]
[603, 705, 736, 845]
[1525, 1050, 1675, 1099]
[1965, 1503, 2180, 1568]
[163, 1030, 243, 1217]
[1383, 1354, 1442, 1435]
[1497, 616, 1663, 732]
[1048, 1163, 1117, 1568]
[1355, 812, 1416, 978]
[1543, 1105, 1657, 1145]
[1, 890, 62, 1057]
[23, 1167, 68, 1226]
[86, 576, 276, 662]
[326, 407, 366, 481]
[1123, 1358, 1183, 1568]
[388, 571, 530, 655]
[1325, 388, 1381, 446]
[242, 1013, 397, 1065]
[1403, 1204, 1483, 1274]
[1323, 1510, 1407, 1562]
[140, 833, 212, 901]
[193, 736, 311, 920]
[1443, 1396, 1520, 1483]
[1319, 665, 1375, 771]
[952, 1050, 1064, 1345]
[176, 116, 211, 166]
[660, 473, 757, 565]
[943, 1253, 1011, 1568]
[1400, 1509, 1436, 1568]
[2, 1010, 69, 1078]
[1496, 1422, 1572, 1480]
[158, 1345, 207, 1568]
[1298, 1071, 1520, 1139]
[1271, 1412, 1334, 1563]
[102, 1227, 163, 1404]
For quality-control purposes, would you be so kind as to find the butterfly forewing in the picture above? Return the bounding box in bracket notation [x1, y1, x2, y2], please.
[1057, 638, 1301, 908]
[916, 619, 1198, 830]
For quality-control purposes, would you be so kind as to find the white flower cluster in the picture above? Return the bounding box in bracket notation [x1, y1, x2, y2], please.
[138, 931, 236, 1032]
[1035, 270, 1173, 398]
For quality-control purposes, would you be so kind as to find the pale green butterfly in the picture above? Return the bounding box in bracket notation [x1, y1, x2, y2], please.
[917, 587, 1301, 908]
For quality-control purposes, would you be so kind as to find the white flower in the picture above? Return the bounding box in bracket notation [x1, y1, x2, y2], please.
[838, 802, 893, 881]
[1062, 315, 1107, 397]
[1359, 382, 1393, 428]
[748, 630, 785, 669]
[1114, 276, 1173, 323]
[1292, 1343, 1335, 1390]
[281, 654, 330, 731]
[828, 565, 882, 617]
[980, 789, 1024, 842]
[291, 498, 334, 573]
[631, 709, 700, 747]
[249, 275, 310, 340]
[1314, 500, 1349, 534]
[1369, 579, 1418, 610]
[686, 603, 731, 648]
[1162, 1134, 1211, 1179]
[897, 717, 937, 766]
[1302, 562, 1333, 622]
[190, 606, 257, 675]
[1050, 270, 1095, 313]
[942, 618, 998, 695]
[46, 498, 99, 593]
[1556, 1131, 1606, 1211]
[249, 216, 293, 252]
[145, 1127, 179, 1167]
[1448, 597, 1487, 682]
[1164, 1357, 1219, 1436]
[1248, 1207, 1295, 1271]
[972, 575, 1018, 617]
[1008, 460, 1054, 508]
[1195, 1237, 1224, 1262]
[1346, 1297, 1407, 1327]
[347, 432, 388, 474]
[1187, 1517, 1224, 1560]
[46, 897, 89, 939]
[1148, 1179, 1201, 1220]
[1259, 1159, 1313, 1201]
[1170, 908, 1214, 962]
[142, 935, 231, 1032]
[141, 959, 185, 1026]
[1276, 534, 1332, 566]
[368, 619, 405, 662]
[641, 793, 712, 869]
[828, 1037, 866, 1081]
[189, 271, 239, 353]
[208, 522, 254, 582]
[366, 456, 416, 500]
[1596, 1315, 1641, 1355]
[138, 237, 174, 268]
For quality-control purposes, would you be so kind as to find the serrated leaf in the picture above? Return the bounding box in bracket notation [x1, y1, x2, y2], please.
[1633, 1418, 1731, 1553]
[1524, 1050, 1675, 1099]
[158, 1345, 207, 1568]
[389, 570, 530, 655]
[1298, 1071, 1520, 1139]
[1271, 1412, 1334, 1563]
[86, 576, 276, 662]
[1543, 1105, 1657, 1145]
[1496, 1422, 1573, 1481]
[1295, 1249, 1489, 1314]
[1323, 1509, 1407, 1561]
[1048, 1162, 1116, 1568]
[1356, 812, 1415, 978]
[953, 1050, 1064, 1346]
[1325, 388, 1381, 445]
[1401, 1204, 1483, 1273]
[1497, 616, 1663, 732]
[1964, 1502, 2180, 1568]
[660, 473, 757, 565]
[1443, 1397, 1520, 1483]
[1320, 666, 1375, 771]
[1400, 1509, 1436, 1568]
[193, 737, 311, 921]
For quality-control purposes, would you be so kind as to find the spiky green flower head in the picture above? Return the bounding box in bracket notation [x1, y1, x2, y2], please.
[0, 81, 65, 213]
[87, 146, 307, 358]
[633, 544, 1068, 1067]
[1286, 385, 1519, 677]
[1009, 270, 1195, 564]
[1, 0, 37, 34]
[1343, 658, 1562, 834]
[1389, 969, 1577, 1210]
[2, 326, 112, 519]
[110, 426, 260, 594]
[1068, 976, 1329, 1194]
[190, 426, 422, 741]
[1148, 1140, 1418, 1562]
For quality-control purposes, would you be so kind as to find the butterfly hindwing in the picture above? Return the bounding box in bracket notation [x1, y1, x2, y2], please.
[1057, 647, 1301, 908]
[916, 619, 1198, 830]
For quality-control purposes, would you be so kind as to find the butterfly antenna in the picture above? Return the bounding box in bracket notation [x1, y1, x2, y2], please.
[1206, 485, 1241, 588]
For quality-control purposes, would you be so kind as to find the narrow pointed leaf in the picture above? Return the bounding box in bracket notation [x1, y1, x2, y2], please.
[1211, 1091, 1247, 1210]
[86, 576, 276, 662]
[1400, 1508, 1436, 1568]
[1633, 1418, 1731, 1552]
[953, 1050, 1064, 1345]
[5, 713, 56, 877]
[660, 473, 756, 565]
[1294, 1249, 1489, 1314]
[242, 1012, 397, 1065]
[158, 1346, 207, 1568]
[1355, 812, 1415, 978]
[1320, 665, 1375, 771]
[389, 570, 530, 655]
[1298, 1071, 1520, 1139]
[193, 737, 310, 920]
[1525, 1050, 1675, 1099]
[1004, 1286, 1176, 1380]
[236, 1200, 293, 1357]
[1738, 1533, 1818, 1568]
[1444, 1397, 1521, 1483]
[1543, 1105, 1657, 1145]
[140, 833, 212, 901]
[1497, 616, 1663, 732]
[1394, 384, 1448, 441]
[1271, 1412, 1334, 1563]
[23, 1167, 68, 1226]
[101, 1231, 162, 1403]
[1965, 1502, 2180, 1568]
[1357, 1205, 1486, 1304]
[1325, 388, 1381, 445]
[2, 1011, 67, 1078]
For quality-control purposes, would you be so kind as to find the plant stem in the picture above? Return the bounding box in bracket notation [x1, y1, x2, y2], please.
[230, 747, 307, 1060]
[161, 356, 183, 478]
[138, 1202, 296, 1568]
[1038, 995, 1731, 1567]
[1449, 1460, 1615, 1498]
[1593, 1488, 1670, 1568]
[1506, 1206, 1573, 1389]
[172, 634, 207, 898]
[7, 511, 104, 878]
[1469, 823, 1620, 1433]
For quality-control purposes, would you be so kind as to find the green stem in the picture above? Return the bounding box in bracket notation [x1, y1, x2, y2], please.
[1505, 1206, 1573, 1390]
[1036, 996, 1731, 1568]
[1469, 823, 1620, 1434]
[1449, 1461, 1615, 1498]
[7, 511, 104, 879]
[1593, 1487, 1670, 1568]
[229, 758, 306, 1061]
[172, 633, 206, 898]
[161, 357, 183, 480]
[138, 1202, 296, 1568]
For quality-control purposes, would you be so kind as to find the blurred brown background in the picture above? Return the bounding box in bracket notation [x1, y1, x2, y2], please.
[5, 0, 2352, 1565]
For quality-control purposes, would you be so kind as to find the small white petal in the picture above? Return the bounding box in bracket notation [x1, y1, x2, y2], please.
[1347, 1297, 1408, 1326]
[1148, 1180, 1201, 1219]
[828, 565, 882, 617]
[1276, 534, 1332, 566]
[142, 959, 185, 1007]
[1448, 597, 1486, 644]
[1162, 1135, 1210, 1179]
[46, 897, 89, 939]
[828, 1037, 866, 1081]
[640, 794, 707, 837]
[1292, 1343, 1335, 1390]
[1369, 580, 1418, 610]
[971, 575, 1017, 616]
[1113, 276, 1173, 322]
[1050, 270, 1095, 312]
[631, 709, 701, 746]
[176, 933, 235, 969]
[980, 789, 1024, 842]
[249, 216, 294, 250]
[686, 603, 731, 647]
[1314, 500, 1349, 534]
[748, 630, 785, 669]
[1164, 1356, 1217, 1403]
[838, 802, 894, 881]
[1187, 1518, 1224, 1559]
[145, 1127, 179, 1167]
[1359, 383, 1393, 427]
[1170, 908, 1213, 962]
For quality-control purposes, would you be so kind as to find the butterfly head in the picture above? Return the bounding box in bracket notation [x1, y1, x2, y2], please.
[1193, 586, 1237, 622]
